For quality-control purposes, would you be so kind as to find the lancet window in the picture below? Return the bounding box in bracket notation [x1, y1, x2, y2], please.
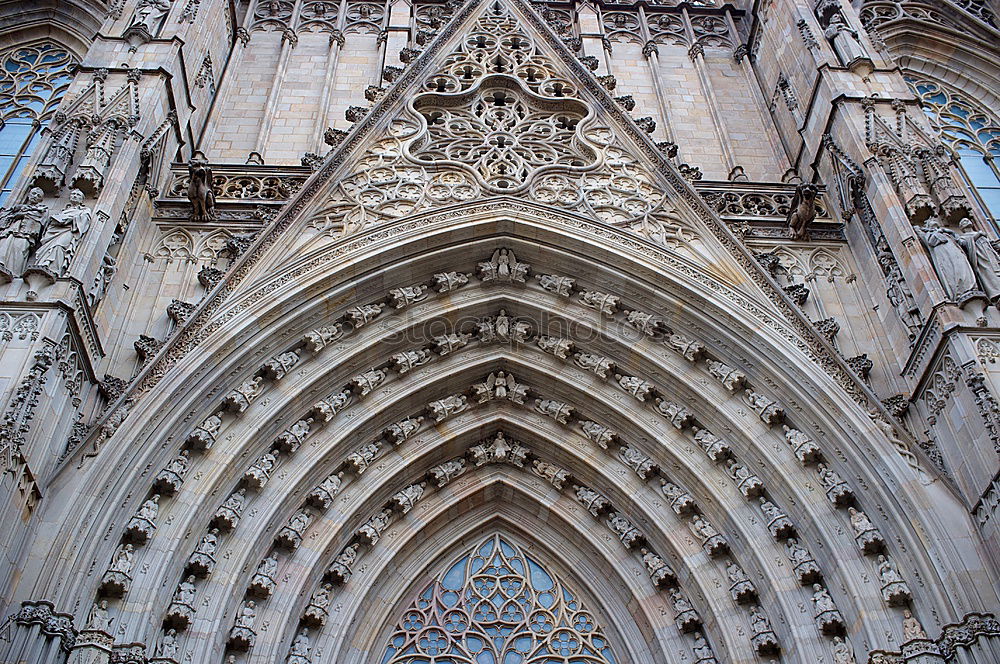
[906, 74, 1000, 222]
[0, 41, 75, 204]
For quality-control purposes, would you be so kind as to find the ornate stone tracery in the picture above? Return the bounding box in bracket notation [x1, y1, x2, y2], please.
[379, 534, 620, 664]
[0, 0, 996, 662]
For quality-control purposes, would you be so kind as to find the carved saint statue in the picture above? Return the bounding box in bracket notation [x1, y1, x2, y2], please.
[288, 629, 312, 661]
[692, 632, 714, 659]
[174, 575, 197, 605]
[194, 529, 220, 557]
[0, 186, 48, 277]
[130, 0, 172, 34]
[823, 13, 869, 71]
[109, 543, 135, 574]
[30, 188, 92, 277]
[957, 216, 1000, 302]
[832, 636, 855, 664]
[86, 599, 111, 631]
[234, 601, 256, 629]
[156, 629, 179, 659]
[915, 216, 977, 300]
[902, 609, 928, 641]
[255, 556, 278, 581]
[811, 584, 837, 613]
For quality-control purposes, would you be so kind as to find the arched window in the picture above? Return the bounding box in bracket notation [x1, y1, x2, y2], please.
[380, 533, 620, 664]
[0, 41, 75, 205]
[905, 75, 1000, 225]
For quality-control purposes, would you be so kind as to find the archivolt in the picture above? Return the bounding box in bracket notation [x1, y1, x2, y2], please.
[36, 207, 992, 664]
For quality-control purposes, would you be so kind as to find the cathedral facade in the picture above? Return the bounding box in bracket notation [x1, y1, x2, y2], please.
[0, 0, 999, 662]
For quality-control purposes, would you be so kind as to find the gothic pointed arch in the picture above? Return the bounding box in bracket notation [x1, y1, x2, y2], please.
[378, 532, 620, 664]
[3, 0, 1000, 663]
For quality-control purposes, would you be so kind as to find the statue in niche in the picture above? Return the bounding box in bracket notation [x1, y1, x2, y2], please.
[902, 609, 928, 641]
[109, 543, 135, 575]
[174, 575, 197, 606]
[328, 543, 359, 583]
[832, 635, 855, 664]
[823, 13, 870, 73]
[692, 632, 715, 661]
[86, 599, 111, 631]
[0, 186, 48, 279]
[156, 629, 179, 659]
[957, 216, 1000, 303]
[288, 630, 311, 663]
[28, 188, 92, 278]
[915, 216, 978, 301]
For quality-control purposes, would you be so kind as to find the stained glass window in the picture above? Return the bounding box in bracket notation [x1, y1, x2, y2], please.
[905, 75, 1000, 223]
[0, 42, 75, 205]
[380, 534, 620, 664]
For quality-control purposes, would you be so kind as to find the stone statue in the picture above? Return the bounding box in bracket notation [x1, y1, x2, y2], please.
[782, 425, 821, 463]
[347, 442, 379, 472]
[902, 609, 928, 641]
[288, 629, 311, 663]
[250, 556, 278, 596]
[786, 182, 818, 239]
[328, 543, 359, 583]
[537, 273, 574, 296]
[823, 13, 868, 70]
[877, 554, 911, 605]
[0, 186, 48, 278]
[573, 485, 610, 516]
[235, 601, 256, 628]
[660, 480, 695, 514]
[359, 508, 392, 544]
[156, 628, 179, 659]
[430, 458, 466, 486]
[137, 494, 160, 521]
[615, 374, 652, 400]
[916, 216, 977, 300]
[832, 635, 855, 664]
[848, 507, 877, 538]
[129, 0, 172, 34]
[580, 420, 615, 448]
[384, 417, 422, 444]
[109, 543, 135, 574]
[308, 471, 345, 509]
[749, 605, 771, 636]
[692, 631, 715, 660]
[726, 561, 756, 602]
[86, 599, 111, 631]
[533, 459, 570, 489]
[811, 583, 837, 613]
[174, 575, 197, 605]
[640, 548, 674, 586]
[574, 352, 614, 378]
[303, 583, 333, 626]
[957, 216, 1000, 302]
[428, 394, 468, 421]
[29, 188, 92, 277]
[255, 556, 278, 581]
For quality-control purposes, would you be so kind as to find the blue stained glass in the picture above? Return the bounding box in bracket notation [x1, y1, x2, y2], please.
[0, 41, 74, 193]
[381, 534, 618, 664]
[906, 75, 1000, 221]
